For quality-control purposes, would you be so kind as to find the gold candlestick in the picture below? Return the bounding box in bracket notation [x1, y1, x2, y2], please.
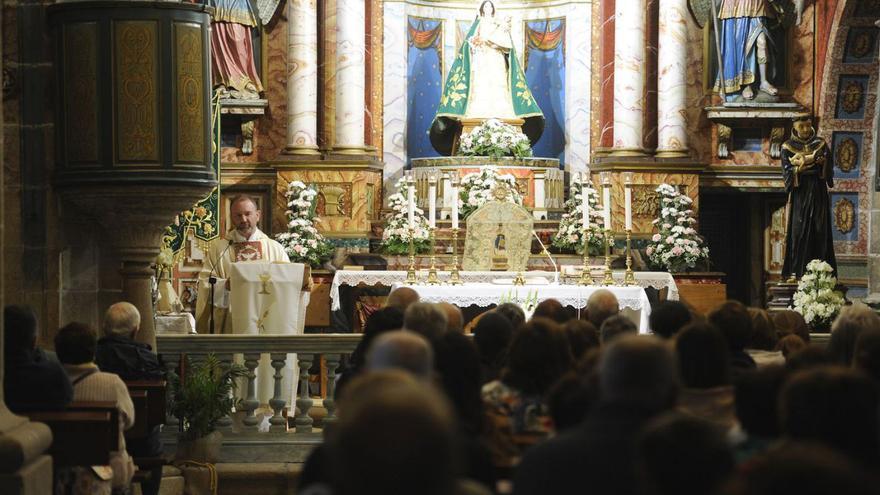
[426, 227, 441, 285]
[602, 229, 614, 286]
[624, 229, 636, 286]
[405, 227, 418, 284]
[448, 227, 462, 285]
[578, 228, 592, 286]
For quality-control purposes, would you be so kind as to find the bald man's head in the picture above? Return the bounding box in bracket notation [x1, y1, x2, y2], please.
[587, 289, 620, 328]
[436, 302, 463, 333]
[386, 287, 420, 312]
[366, 331, 434, 379]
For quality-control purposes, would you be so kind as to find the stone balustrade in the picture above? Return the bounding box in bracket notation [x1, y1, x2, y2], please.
[156, 333, 362, 462]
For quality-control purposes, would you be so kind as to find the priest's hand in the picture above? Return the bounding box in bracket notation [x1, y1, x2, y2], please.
[225, 279, 231, 290]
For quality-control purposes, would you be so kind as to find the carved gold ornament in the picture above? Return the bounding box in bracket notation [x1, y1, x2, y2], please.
[842, 81, 864, 114]
[633, 186, 662, 218]
[834, 198, 856, 235]
[835, 137, 858, 173]
[851, 31, 874, 58]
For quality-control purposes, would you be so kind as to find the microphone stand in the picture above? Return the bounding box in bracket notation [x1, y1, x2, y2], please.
[209, 239, 234, 334]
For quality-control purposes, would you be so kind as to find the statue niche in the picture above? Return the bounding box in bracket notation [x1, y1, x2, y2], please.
[463, 200, 534, 272]
[430, 0, 544, 155]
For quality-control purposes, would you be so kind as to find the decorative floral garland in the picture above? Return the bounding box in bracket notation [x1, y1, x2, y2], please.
[645, 184, 709, 272]
[275, 181, 334, 268]
[552, 175, 607, 255]
[458, 119, 532, 158]
[381, 177, 431, 255]
[459, 166, 523, 218]
[792, 259, 844, 330]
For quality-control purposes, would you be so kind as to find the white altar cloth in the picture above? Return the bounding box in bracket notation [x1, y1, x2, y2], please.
[330, 270, 678, 310]
[390, 282, 654, 334]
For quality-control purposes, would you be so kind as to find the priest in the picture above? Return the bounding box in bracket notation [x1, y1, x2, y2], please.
[196, 195, 290, 334]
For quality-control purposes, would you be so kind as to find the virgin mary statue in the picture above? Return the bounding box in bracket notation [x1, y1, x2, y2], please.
[430, 0, 544, 155]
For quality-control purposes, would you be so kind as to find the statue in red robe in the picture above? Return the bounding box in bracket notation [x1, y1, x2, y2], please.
[211, 0, 272, 99]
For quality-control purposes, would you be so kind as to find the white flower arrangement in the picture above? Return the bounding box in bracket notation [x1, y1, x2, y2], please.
[458, 119, 532, 158]
[792, 259, 845, 329]
[645, 183, 709, 272]
[381, 177, 431, 255]
[459, 166, 523, 218]
[275, 180, 334, 268]
[552, 175, 607, 255]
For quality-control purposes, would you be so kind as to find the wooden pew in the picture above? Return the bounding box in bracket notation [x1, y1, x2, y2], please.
[124, 380, 168, 487]
[27, 401, 118, 467]
[125, 380, 167, 442]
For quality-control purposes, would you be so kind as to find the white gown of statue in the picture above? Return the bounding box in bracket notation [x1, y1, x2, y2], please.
[465, 15, 517, 120]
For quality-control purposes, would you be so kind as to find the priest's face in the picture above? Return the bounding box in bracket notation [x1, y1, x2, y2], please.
[231, 198, 261, 238]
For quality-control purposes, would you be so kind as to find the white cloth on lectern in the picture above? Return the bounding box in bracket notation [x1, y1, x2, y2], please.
[195, 228, 290, 335]
[229, 262, 310, 405]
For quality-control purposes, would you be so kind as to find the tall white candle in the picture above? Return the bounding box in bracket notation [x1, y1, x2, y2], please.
[451, 182, 459, 229]
[407, 181, 415, 229]
[580, 174, 590, 230]
[428, 176, 437, 229]
[603, 185, 612, 230]
[624, 186, 633, 231]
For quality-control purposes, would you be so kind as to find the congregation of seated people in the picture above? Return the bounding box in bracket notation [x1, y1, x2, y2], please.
[4, 302, 164, 495]
[302, 289, 880, 495]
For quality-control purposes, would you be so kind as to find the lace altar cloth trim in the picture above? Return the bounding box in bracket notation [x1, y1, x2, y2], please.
[330, 270, 678, 310]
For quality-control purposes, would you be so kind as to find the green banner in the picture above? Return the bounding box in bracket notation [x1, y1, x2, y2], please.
[162, 93, 222, 257]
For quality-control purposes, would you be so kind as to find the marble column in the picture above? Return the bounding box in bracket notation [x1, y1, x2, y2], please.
[612, 0, 648, 156]
[333, 0, 367, 154]
[656, 0, 689, 157]
[285, 0, 320, 155]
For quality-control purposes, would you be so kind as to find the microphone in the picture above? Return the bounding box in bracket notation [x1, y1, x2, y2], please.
[209, 239, 235, 334]
[532, 230, 559, 284]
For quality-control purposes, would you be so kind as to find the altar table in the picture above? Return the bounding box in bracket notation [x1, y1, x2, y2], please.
[330, 270, 678, 311]
[389, 282, 654, 333]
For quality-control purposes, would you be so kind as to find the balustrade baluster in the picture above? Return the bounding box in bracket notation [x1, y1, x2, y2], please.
[269, 353, 289, 432]
[163, 353, 180, 428]
[241, 353, 261, 431]
[323, 354, 341, 427]
[216, 353, 234, 430]
[294, 354, 314, 433]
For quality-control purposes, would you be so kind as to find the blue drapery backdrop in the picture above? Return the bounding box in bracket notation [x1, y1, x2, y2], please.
[406, 17, 443, 160]
[524, 18, 565, 165]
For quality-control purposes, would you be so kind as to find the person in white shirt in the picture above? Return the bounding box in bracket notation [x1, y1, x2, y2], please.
[55, 321, 136, 491]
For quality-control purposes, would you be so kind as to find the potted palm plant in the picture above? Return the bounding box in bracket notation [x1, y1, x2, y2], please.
[168, 354, 247, 463]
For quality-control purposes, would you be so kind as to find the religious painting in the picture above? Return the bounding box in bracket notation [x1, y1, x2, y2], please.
[462, 200, 534, 272]
[524, 18, 566, 164]
[456, 20, 471, 53]
[177, 277, 199, 314]
[407, 16, 444, 159]
[764, 202, 786, 275]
